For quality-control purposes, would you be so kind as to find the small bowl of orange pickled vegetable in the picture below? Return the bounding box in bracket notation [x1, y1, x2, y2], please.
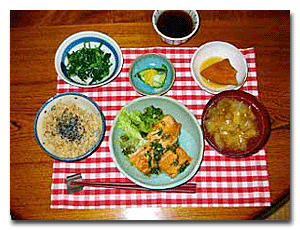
[201, 90, 271, 158]
[191, 41, 248, 94]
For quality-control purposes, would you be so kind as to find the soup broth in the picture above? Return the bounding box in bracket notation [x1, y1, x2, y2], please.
[205, 98, 258, 152]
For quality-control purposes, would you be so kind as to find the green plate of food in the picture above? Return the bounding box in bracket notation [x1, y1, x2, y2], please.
[109, 96, 204, 190]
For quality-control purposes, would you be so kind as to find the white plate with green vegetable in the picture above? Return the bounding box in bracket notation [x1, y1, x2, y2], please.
[109, 96, 204, 190]
[129, 54, 175, 95]
[55, 31, 123, 88]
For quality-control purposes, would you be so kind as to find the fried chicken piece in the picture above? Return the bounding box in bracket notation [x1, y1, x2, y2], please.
[147, 115, 181, 149]
[159, 146, 192, 178]
[129, 143, 152, 175]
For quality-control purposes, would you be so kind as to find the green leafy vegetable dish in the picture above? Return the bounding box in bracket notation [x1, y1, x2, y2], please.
[114, 106, 163, 157]
[66, 41, 112, 85]
[134, 64, 168, 88]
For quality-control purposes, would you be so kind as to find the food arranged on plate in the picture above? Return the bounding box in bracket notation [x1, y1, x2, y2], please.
[66, 41, 113, 85]
[134, 64, 168, 88]
[191, 41, 248, 94]
[35, 25, 270, 189]
[129, 53, 175, 96]
[114, 106, 192, 178]
[55, 31, 123, 88]
[109, 96, 204, 189]
[200, 58, 238, 86]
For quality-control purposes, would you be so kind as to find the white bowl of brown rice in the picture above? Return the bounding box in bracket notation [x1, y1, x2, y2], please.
[34, 93, 106, 161]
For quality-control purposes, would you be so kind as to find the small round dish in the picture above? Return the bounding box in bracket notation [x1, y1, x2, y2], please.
[34, 93, 106, 161]
[129, 53, 175, 96]
[201, 90, 271, 158]
[109, 96, 204, 189]
[191, 41, 248, 94]
[152, 10, 200, 45]
[55, 31, 123, 88]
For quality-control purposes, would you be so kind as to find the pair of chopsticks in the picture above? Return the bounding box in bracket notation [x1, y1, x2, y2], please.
[70, 181, 197, 193]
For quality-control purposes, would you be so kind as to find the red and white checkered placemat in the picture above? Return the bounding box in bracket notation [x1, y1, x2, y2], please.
[51, 47, 271, 209]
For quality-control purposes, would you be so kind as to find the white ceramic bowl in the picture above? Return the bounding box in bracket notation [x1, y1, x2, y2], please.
[191, 41, 248, 94]
[55, 31, 123, 88]
[152, 10, 200, 45]
[34, 93, 106, 161]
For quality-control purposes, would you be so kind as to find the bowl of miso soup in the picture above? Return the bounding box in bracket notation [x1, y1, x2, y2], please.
[201, 90, 271, 158]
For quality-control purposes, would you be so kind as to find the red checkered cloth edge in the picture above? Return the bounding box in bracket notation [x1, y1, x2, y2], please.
[51, 47, 271, 209]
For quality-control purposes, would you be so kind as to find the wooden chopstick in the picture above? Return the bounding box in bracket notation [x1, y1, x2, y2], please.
[70, 181, 197, 193]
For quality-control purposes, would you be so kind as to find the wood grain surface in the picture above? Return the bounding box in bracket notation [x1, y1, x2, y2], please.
[10, 10, 290, 220]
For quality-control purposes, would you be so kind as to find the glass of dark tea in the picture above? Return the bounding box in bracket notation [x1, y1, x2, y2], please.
[152, 10, 200, 45]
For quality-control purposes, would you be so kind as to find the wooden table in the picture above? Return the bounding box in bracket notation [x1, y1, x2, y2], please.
[10, 10, 290, 220]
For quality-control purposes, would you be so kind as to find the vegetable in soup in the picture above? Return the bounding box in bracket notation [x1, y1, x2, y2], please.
[205, 98, 258, 151]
